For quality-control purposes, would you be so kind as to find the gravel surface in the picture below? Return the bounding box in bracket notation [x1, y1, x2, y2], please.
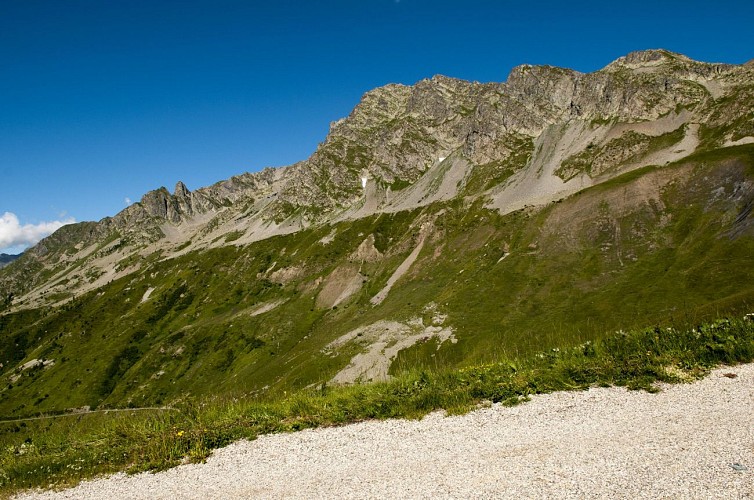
[18, 364, 754, 499]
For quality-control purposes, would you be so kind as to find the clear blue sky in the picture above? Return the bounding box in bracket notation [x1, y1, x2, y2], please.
[1, 0, 752, 253]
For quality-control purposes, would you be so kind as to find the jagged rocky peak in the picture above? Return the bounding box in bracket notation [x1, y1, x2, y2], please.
[300, 48, 747, 199]
[330, 74, 496, 142]
[604, 49, 737, 79]
[407, 75, 500, 121]
[139, 187, 171, 218]
[609, 49, 688, 68]
[503, 63, 581, 114]
[331, 74, 501, 137]
[406, 79, 458, 122]
[137, 185, 193, 224]
[421, 74, 483, 90]
[332, 83, 412, 133]
[505, 63, 581, 88]
[174, 181, 190, 197]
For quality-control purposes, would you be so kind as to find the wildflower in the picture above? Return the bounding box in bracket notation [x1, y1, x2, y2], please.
[176, 430, 185, 437]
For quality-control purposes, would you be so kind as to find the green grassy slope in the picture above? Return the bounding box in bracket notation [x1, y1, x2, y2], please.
[1, 145, 753, 418]
[2, 315, 753, 495]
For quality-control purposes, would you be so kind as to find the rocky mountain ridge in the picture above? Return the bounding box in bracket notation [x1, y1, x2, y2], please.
[1, 49, 753, 312]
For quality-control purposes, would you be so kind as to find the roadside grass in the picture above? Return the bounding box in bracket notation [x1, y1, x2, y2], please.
[2, 315, 753, 496]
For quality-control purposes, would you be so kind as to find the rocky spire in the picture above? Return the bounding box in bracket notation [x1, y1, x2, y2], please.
[174, 181, 190, 198]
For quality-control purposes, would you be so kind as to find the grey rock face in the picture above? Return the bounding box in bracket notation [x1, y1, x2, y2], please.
[101, 49, 751, 225]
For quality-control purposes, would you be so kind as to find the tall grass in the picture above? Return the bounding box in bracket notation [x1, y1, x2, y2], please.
[2, 315, 753, 496]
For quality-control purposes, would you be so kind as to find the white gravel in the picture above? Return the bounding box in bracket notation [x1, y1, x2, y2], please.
[18, 364, 754, 499]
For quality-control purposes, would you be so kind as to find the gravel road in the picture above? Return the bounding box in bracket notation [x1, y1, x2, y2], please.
[18, 364, 754, 499]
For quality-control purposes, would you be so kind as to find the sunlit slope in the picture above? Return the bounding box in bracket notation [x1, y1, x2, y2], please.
[1, 145, 752, 417]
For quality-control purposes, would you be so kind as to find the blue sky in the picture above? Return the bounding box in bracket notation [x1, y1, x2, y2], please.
[1, 0, 752, 253]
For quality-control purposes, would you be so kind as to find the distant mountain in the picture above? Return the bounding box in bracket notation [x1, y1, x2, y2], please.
[0, 253, 19, 269]
[1, 49, 753, 417]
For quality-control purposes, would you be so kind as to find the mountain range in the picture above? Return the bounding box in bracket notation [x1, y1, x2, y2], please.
[1, 49, 753, 417]
[0, 254, 19, 270]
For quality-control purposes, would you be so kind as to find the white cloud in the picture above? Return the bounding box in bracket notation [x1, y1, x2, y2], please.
[0, 212, 75, 251]
[124, 197, 132, 205]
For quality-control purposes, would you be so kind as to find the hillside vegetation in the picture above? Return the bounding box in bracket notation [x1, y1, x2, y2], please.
[2, 315, 753, 495]
[1, 50, 754, 493]
[1, 145, 754, 417]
